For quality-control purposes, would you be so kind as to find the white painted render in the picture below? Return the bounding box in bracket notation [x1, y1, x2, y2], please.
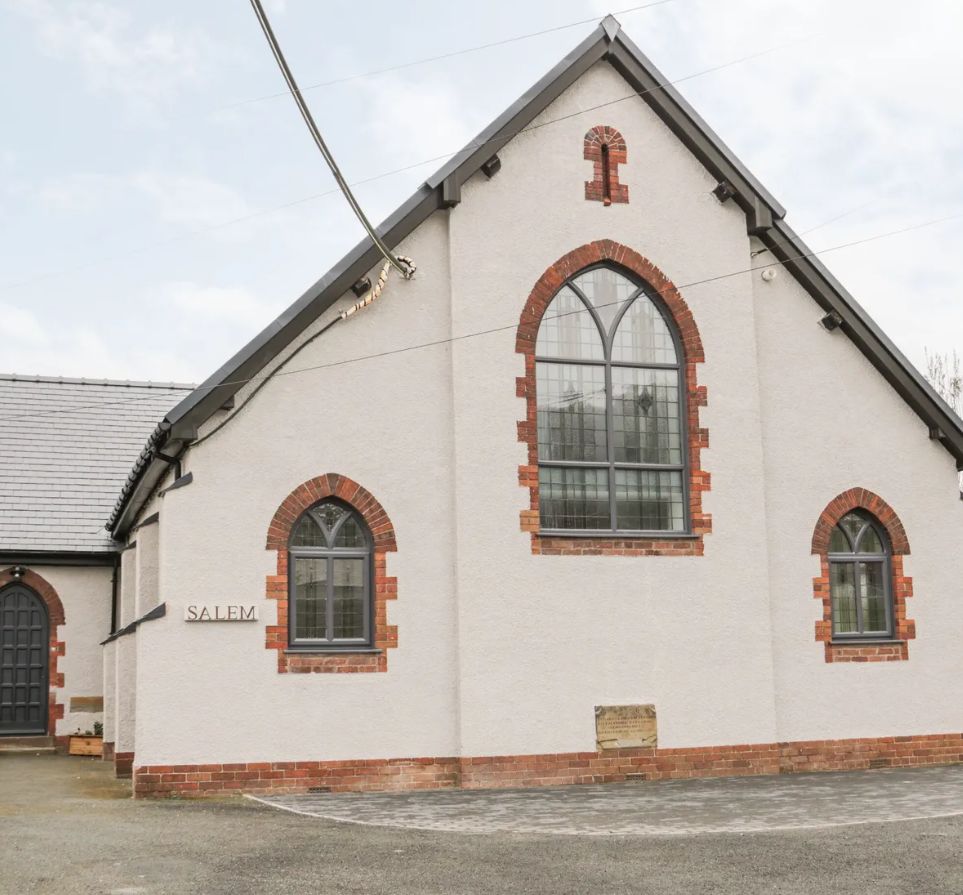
[102, 639, 115, 745]
[27, 565, 112, 738]
[114, 548, 137, 754]
[752, 259, 963, 741]
[119, 60, 960, 767]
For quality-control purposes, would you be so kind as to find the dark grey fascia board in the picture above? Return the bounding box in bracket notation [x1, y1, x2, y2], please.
[0, 550, 119, 567]
[428, 26, 610, 205]
[606, 32, 786, 229]
[166, 18, 787, 442]
[761, 220, 963, 465]
[107, 14, 963, 531]
[164, 183, 443, 436]
[165, 26, 614, 435]
[105, 25, 620, 537]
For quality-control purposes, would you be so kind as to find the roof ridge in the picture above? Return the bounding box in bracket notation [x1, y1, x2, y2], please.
[0, 373, 195, 390]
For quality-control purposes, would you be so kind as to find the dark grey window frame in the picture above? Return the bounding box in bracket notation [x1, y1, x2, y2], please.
[828, 511, 895, 641]
[535, 262, 692, 537]
[287, 499, 374, 651]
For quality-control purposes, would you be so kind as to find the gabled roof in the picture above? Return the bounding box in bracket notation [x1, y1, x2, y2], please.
[0, 375, 192, 555]
[108, 14, 963, 536]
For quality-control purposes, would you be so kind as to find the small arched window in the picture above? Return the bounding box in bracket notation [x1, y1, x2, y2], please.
[535, 263, 687, 533]
[828, 511, 894, 638]
[289, 500, 372, 648]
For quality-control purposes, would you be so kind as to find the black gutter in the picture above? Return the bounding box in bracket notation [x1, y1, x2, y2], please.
[109, 553, 120, 635]
[0, 550, 119, 567]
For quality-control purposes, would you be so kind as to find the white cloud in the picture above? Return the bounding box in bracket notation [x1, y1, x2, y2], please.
[33, 170, 261, 248]
[6, 0, 218, 104]
[0, 302, 48, 345]
[161, 281, 284, 331]
[128, 173, 255, 230]
[352, 73, 472, 169]
[37, 174, 107, 212]
[0, 301, 124, 377]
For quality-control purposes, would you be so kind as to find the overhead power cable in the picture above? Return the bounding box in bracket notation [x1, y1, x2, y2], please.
[220, 1, 676, 114]
[2, 207, 960, 425]
[247, 0, 415, 278]
[1, 34, 808, 295]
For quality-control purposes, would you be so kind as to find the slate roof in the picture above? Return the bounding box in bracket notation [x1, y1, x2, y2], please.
[107, 14, 963, 536]
[0, 375, 193, 554]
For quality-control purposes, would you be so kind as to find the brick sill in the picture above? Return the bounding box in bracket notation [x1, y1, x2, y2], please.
[538, 531, 699, 540]
[283, 648, 383, 655]
[830, 640, 905, 647]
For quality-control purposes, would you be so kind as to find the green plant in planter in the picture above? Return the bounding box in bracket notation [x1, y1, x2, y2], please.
[72, 726, 101, 737]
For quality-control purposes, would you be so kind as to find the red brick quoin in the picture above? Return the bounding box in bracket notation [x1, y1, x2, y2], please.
[265, 474, 398, 673]
[1, 567, 66, 745]
[584, 125, 629, 205]
[811, 488, 914, 663]
[515, 240, 711, 556]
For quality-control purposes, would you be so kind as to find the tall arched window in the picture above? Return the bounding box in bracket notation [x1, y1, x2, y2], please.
[289, 500, 372, 648]
[828, 511, 894, 638]
[535, 264, 687, 533]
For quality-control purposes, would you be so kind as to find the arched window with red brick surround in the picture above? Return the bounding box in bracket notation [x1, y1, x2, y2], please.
[516, 240, 711, 557]
[811, 489, 915, 662]
[584, 126, 628, 205]
[265, 474, 397, 673]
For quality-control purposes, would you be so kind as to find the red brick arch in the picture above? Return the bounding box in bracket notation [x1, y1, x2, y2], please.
[1, 567, 66, 740]
[515, 239, 711, 556]
[811, 488, 914, 662]
[265, 474, 397, 673]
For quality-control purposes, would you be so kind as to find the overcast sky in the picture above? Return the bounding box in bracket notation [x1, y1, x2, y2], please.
[1, 0, 960, 385]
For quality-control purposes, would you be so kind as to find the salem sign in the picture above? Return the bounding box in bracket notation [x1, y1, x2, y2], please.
[184, 604, 258, 622]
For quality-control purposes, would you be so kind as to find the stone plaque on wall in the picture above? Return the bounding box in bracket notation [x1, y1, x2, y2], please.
[595, 704, 657, 750]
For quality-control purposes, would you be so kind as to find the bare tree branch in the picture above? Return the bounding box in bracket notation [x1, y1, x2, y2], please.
[924, 348, 963, 416]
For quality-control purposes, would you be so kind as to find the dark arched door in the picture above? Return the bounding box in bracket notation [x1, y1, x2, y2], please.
[0, 583, 49, 735]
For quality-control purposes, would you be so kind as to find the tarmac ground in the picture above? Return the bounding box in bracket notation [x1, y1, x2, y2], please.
[1, 753, 961, 895]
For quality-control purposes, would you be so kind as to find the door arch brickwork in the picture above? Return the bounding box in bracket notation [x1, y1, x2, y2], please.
[0, 568, 65, 740]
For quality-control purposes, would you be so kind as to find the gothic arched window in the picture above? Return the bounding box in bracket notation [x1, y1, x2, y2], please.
[289, 500, 372, 647]
[534, 264, 687, 533]
[828, 511, 894, 638]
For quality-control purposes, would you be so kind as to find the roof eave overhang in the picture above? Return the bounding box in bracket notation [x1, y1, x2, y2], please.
[107, 16, 963, 535]
[109, 431, 195, 538]
[760, 221, 963, 467]
[606, 31, 786, 231]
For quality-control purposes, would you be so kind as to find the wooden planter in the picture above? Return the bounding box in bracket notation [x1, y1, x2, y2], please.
[68, 735, 103, 757]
